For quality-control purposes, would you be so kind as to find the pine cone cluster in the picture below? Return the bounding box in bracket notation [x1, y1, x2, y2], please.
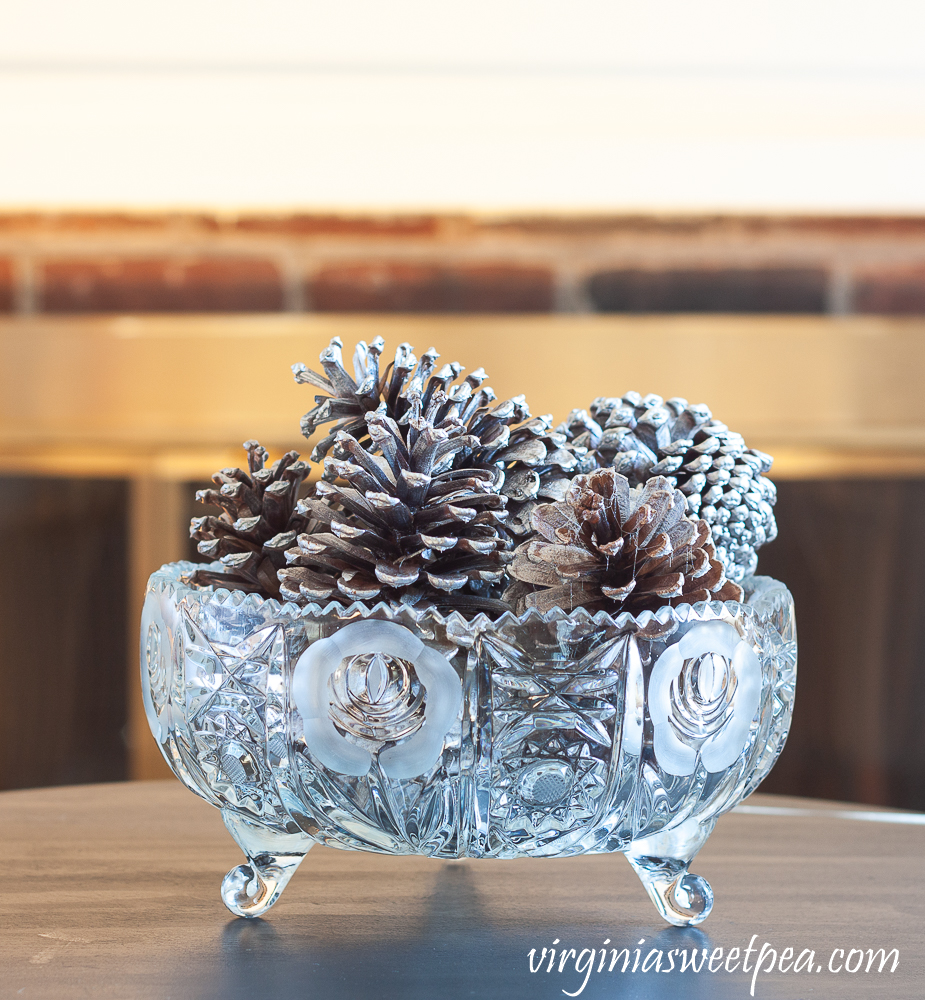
[505, 468, 742, 615]
[189, 338, 775, 620]
[296, 337, 584, 537]
[277, 406, 512, 614]
[190, 441, 309, 598]
[559, 393, 776, 581]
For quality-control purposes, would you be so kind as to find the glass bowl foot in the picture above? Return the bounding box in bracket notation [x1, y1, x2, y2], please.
[220, 809, 314, 918]
[627, 856, 714, 927]
[221, 860, 295, 918]
[626, 816, 716, 927]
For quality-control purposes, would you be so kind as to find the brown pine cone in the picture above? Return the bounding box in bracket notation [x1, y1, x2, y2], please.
[189, 441, 309, 598]
[505, 468, 743, 616]
[558, 393, 777, 583]
[277, 408, 513, 616]
[293, 336, 585, 538]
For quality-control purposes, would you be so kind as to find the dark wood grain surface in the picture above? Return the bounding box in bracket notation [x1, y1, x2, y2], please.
[1, 782, 923, 1000]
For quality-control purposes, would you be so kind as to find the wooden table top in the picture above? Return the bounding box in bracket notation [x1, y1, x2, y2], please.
[1, 782, 923, 1000]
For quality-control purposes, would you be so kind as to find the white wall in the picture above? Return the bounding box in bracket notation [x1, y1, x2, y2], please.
[1, 1, 923, 211]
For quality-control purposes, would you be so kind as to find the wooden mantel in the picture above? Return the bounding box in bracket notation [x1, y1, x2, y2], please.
[2, 313, 924, 780]
[3, 313, 925, 479]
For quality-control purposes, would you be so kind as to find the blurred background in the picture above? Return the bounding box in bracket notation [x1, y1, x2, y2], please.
[1, 1, 924, 808]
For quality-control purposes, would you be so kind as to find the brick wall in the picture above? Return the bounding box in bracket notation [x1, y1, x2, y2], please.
[2, 212, 925, 314]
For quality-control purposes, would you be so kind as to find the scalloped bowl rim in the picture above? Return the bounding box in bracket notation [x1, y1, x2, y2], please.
[151, 560, 789, 635]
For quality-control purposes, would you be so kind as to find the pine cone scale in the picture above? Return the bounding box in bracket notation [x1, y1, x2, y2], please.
[525, 582, 599, 614]
[337, 571, 381, 601]
[375, 562, 421, 587]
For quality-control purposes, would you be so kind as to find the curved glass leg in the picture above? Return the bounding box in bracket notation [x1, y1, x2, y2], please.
[220, 810, 314, 918]
[626, 817, 715, 927]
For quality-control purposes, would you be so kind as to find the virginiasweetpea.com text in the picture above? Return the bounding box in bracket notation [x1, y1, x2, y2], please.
[528, 933, 899, 996]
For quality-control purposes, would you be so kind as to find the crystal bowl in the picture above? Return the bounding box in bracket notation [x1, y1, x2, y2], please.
[141, 561, 796, 926]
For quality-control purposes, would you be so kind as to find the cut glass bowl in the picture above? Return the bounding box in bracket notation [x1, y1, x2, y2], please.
[141, 561, 796, 927]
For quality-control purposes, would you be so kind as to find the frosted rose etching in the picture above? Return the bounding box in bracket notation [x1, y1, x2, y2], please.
[648, 620, 762, 776]
[293, 619, 462, 779]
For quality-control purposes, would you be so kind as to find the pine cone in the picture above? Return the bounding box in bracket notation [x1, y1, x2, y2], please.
[277, 407, 513, 615]
[189, 441, 309, 598]
[294, 336, 585, 538]
[558, 393, 776, 582]
[506, 468, 742, 615]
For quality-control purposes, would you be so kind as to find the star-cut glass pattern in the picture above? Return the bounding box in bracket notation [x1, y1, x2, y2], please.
[479, 630, 633, 857]
[743, 608, 798, 797]
[181, 612, 289, 824]
[496, 731, 606, 838]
